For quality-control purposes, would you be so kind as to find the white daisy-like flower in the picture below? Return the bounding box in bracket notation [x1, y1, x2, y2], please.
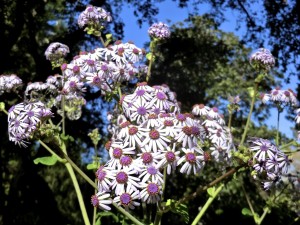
[260, 93, 270, 104]
[149, 91, 173, 112]
[118, 155, 141, 173]
[156, 144, 180, 174]
[202, 116, 222, 129]
[248, 138, 277, 162]
[136, 145, 161, 166]
[269, 88, 283, 102]
[139, 165, 164, 184]
[113, 188, 140, 210]
[95, 165, 115, 192]
[208, 127, 227, 145]
[116, 121, 131, 139]
[91, 192, 112, 211]
[141, 128, 170, 152]
[140, 182, 162, 204]
[123, 125, 149, 148]
[129, 88, 154, 106]
[178, 147, 205, 175]
[142, 113, 163, 129]
[111, 167, 141, 196]
[129, 101, 152, 125]
[192, 104, 210, 117]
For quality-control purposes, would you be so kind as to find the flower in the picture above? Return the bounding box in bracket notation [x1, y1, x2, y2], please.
[78, 5, 112, 29]
[45, 42, 69, 61]
[140, 182, 162, 204]
[0, 74, 23, 94]
[148, 22, 171, 39]
[249, 48, 275, 71]
[156, 144, 180, 174]
[111, 167, 141, 196]
[178, 147, 205, 175]
[95, 165, 115, 192]
[91, 192, 112, 211]
[113, 188, 140, 210]
[139, 165, 164, 184]
[142, 128, 170, 152]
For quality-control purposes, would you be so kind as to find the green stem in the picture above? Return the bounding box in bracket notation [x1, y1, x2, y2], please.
[191, 184, 224, 225]
[38, 140, 65, 162]
[242, 183, 257, 222]
[153, 168, 167, 225]
[146, 41, 156, 82]
[257, 206, 270, 225]
[65, 162, 91, 225]
[240, 83, 258, 146]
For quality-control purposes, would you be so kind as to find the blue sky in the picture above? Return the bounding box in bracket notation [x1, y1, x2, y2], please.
[119, 0, 297, 139]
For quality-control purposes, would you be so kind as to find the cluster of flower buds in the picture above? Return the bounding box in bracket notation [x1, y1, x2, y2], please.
[8, 101, 53, 147]
[249, 48, 275, 71]
[248, 137, 290, 190]
[148, 22, 171, 40]
[260, 87, 298, 107]
[91, 83, 235, 210]
[78, 5, 112, 35]
[0, 74, 23, 95]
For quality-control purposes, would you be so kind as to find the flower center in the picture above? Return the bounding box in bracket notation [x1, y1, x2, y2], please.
[185, 152, 196, 163]
[87, 59, 95, 66]
[147, 166, 157, 175]
[120, 155, 132, 166]
[191, 126, 200, 135]
[116, 171, 128, 184]
[128, 126, 138, 135]
[147, 183, 159, 195]
[260, 144, 268, 152]
[137, 106, 147, 115]
[96, 168, 106, 181]
[182, 126, 192, 136]
[101, 64, 108, 71]
[73, 65, 80, 73]
[148, 114, 158, 119]
[27, 110, 34, 117]
[164, 120, 173, 126]
[113, 148, 123, 158]
[93, 76, 101, 84]
[166, 151, 175, 162]
[136, 89, 145, 96]
[156, 92, 166, 100]
[91, 195, 99, 207]
[141, 152, 153, 164]
[176, 113, 186, 121]
[120, 193, 131, 205]
[149, 130, 160, 139]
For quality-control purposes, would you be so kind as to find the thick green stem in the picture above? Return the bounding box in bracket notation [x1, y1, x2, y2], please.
[257, 207, 270, 225]
[228, 111, 233, 131]
[146, 41, 156, 82]
[65, 162, 91, 225]
[191, 184, 224, 225]
[38, 140, 65, 162]
[240, 83, 258, 146]
[153, 168, 167, 225]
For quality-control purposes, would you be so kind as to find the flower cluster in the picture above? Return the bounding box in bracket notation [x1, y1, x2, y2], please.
[92, 83, 235, 210]
[78, 5, 112, 34]
[45, 42, 70, 62]
[249, 48, 275, 71]
[148, 22, 171, 40]
[8, 101, 53, 147]
[0, 74, 23, 95]
[248, 137, 290, 190]
[260, 87, 298, 107]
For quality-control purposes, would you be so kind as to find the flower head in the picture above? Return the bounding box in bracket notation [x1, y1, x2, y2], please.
[148, 22, 171, 40]
[45, 42, 69, 62]
[249, 48, 275, 71]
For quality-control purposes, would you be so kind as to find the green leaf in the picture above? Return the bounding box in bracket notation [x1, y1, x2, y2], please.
[87, 163, 98, 170]
[106, 33, 113, 40]
[247, 87, 254, 98]
[207, 187, 215, 196]
[33, 155, 58, 166]
[0, 102, 5, 111]
[172, 202, 189, 224]
[146, 52, 154, 61]
[241, 208, 253, 216]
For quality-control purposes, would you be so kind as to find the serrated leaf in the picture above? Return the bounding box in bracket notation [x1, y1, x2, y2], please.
[241, 208, 253, 216]
[87, 163, 98, 170]
[33, 155, 58, 166]
[173, 203, 189, 224]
